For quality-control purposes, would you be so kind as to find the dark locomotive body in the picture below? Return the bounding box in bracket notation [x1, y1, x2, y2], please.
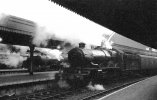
[22, 56, 61, 72]
[60, 46, 157, 86]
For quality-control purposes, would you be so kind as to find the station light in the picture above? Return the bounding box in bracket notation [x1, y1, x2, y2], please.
[0, 37, 3, 42]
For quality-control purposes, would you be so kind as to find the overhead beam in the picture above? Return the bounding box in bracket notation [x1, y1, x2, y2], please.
[0, 15, 36, 46]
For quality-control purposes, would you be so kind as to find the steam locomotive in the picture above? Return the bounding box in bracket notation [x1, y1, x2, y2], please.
[22, 48, 62, 72]
[22, 55, 61, 72]
[58, 43, 157, 86]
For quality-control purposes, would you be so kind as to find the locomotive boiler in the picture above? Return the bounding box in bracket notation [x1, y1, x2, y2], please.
[59, 43, 157, 86]
[68, 47, 122, 70]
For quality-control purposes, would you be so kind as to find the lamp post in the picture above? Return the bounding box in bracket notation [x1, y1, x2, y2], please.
[29, 44, 35, 75]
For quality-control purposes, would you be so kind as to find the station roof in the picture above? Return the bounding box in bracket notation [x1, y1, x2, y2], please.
[0, 15, 36, 46]
[0, 15, 62, 48]
[50, 0, 157, 48]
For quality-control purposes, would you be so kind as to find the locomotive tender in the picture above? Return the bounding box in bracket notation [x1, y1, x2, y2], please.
[59, 43, 157, 86]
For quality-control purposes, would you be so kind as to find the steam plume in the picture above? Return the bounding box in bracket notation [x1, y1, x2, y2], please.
[0, 44, 28, 68]
[2, 53, 27, 68]
[35, 47, 63, 61]
[87, 81, 105, 91]
[33, 26, 58, 47]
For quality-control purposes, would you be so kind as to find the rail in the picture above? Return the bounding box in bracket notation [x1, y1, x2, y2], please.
[80, 78, 146, 100]
[8, 88, 82, 100]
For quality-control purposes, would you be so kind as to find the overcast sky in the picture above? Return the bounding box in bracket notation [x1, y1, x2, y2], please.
[0, 0, 116, 46]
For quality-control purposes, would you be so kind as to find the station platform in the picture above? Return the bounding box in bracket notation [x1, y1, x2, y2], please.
[0, 71, 58, 87]
[98, 75, 157, 100]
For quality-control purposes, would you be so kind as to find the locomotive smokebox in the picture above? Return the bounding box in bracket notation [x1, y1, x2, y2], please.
[68, 48, 85, 67]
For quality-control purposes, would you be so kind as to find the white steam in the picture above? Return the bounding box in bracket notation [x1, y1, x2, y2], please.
[33, 26, 58, 46]
[2, 53, 27, 68]
[87, 81, 105, 91]
[36, 48, 63, 61]
[101, 32, 115, 49]
[0, 44, 28, 68]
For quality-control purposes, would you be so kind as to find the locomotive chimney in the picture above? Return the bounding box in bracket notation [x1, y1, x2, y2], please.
[79, 42, 86, 49]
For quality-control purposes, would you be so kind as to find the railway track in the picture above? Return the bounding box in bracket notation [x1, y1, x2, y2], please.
[7, 75, 147, 100]
[80, 78, 146, 100]
[8, 88, 81, 100]
[58, 76, 146, 100]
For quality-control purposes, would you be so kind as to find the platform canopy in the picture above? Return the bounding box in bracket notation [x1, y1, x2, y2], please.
[0, 15, 62, 48]
[50, 0, 157, 48]
[0, 15, 36, 46]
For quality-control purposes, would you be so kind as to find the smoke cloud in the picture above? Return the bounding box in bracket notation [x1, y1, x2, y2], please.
[2, 53, 27, 68]
[36, 47, 63, 61]
[0, 44, 28, 68]
[33, 26, 57, 47]
[87, 81, 105, 91]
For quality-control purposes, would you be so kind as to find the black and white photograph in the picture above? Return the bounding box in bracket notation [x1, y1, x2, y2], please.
[0, 0, 156, 100]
